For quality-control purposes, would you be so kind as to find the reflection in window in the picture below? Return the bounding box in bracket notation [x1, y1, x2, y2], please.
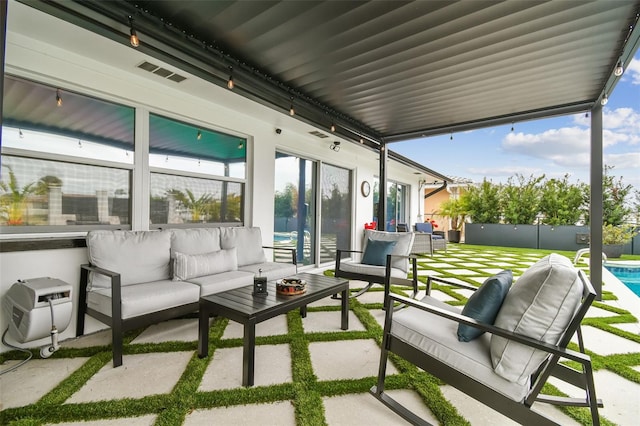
[0, 156, 130, 229]
[148, 114, 246, 179]
[150, 173, 243, 225]
[273, 153, 317, 265]
[2, 75, 134, 232]
[372, 179, 407, 231]
[320, 163, 352, 263]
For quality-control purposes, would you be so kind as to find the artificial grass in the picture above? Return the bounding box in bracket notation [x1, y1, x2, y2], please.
[1, 244, 639, 425]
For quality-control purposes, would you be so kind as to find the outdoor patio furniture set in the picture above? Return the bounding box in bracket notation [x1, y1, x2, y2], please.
[77, 226, 601, 424]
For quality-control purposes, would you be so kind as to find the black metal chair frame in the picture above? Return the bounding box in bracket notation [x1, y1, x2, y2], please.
[371, 256, 601, 425]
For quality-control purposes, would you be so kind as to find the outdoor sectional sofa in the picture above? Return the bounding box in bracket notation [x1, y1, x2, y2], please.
[76, 227, 297, 367]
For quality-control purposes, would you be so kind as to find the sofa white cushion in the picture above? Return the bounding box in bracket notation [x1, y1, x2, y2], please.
[186, 270, 255, 296]
[220, 227, 267, 266]
[490, 254, 583, 383]
[87, 280, 200, 319]
[87, 230, 171, 289]
[363, 230, 414, 272]
[170, 228, 221, 256]
[391, 296, 529, 402]
[173, 248, 238, 281]
[238, 262, 297, 281]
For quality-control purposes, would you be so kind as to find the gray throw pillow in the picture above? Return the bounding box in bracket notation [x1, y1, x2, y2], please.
[457, 270, 513, 342]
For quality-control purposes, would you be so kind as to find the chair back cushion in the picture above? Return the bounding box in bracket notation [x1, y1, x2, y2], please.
[363, 230, 414, 272]
[490, 254, 583, 383]
[87, 230, 171, 288]
[457, 270, 513, 342]
[220, 227, 267, 266]
[415, 222, 433, 233]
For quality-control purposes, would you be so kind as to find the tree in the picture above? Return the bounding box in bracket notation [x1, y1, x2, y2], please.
[582, 165, 633, 226]
[0, 165, 37, 225]
[501, 174, 544, 224]
[166, 189, 213, 222]
[274, 183, 297, 219]
[538, 174, 586, 225]
[464, 179, 501, 223]
[438, 197, 467, 230]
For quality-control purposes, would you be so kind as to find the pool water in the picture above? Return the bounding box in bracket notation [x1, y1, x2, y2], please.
[605, 263, 640, 297]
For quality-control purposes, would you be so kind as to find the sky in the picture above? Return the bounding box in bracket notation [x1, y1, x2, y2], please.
[392, 54, 640, 194]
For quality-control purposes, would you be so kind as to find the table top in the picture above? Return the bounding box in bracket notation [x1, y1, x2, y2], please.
[199, 272, 348, 319]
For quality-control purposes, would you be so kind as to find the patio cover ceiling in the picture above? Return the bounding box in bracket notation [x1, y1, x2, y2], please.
[15, 0, 640, 148]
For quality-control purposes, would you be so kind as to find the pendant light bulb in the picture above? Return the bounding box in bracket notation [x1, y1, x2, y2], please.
[129, 17, 139, 47]
[331, 123, 336, 132]
[197, 130, 202, 140]
[56, 89, 62, 107]
[227, 67, 234, 90]
[614, 60, 624, 77]
[289, 97, 295, 116]
[601, 93, 608, 106]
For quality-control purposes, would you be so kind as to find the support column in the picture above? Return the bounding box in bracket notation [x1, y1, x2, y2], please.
[377, 142, 387, 231]
[590, 104, 603, 300]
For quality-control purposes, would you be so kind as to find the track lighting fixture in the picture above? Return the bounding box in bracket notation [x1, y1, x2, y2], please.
[197, 130, 202, 140]
[129, 17, 139, 48]
[289, 97, 295, 116]
[614, 59, 624, 77]
[227, 67, 234, 89]
[330, 123, 336, 132]
[601, 93, 608, 106]
[56, 89, 62, 107]
[329, 141, 341, 152]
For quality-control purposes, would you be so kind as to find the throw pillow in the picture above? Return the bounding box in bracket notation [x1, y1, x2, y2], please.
[457, 270, 513, 342]
[361, 238, 397, 266]
[173, 248, 238, 281]
[490, 253, 583, 383]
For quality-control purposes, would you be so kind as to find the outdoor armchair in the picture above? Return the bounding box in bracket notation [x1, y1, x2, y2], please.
[371, 253, 601, 425]
[412, 222, 446, 256]
[334, 229, 417, 302]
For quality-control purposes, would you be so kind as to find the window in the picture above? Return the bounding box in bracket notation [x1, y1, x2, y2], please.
[1, 75, 134, 232]
[148, 114, 246, 226]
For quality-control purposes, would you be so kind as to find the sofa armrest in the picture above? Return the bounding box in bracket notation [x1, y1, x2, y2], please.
[426, 275, 479, 294]
[262, 245, 297, 265]
[80, 263, 122, 321]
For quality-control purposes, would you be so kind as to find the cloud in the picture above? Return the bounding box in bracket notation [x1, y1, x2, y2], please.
[502, 127, 592, 167]
[627, 57, 640, 85]
[605, 151, 640, 169]
[467, 165, 542, 177]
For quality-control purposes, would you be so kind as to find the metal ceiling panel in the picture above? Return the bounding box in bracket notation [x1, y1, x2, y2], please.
[12, 0, 640, 145]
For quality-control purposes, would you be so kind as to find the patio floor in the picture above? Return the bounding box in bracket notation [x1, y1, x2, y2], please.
[1, 246, 639, 425]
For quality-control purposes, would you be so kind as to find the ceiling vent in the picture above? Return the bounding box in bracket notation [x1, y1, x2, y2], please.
[309, 130, 329, 139]
[137, 61, 186, 83]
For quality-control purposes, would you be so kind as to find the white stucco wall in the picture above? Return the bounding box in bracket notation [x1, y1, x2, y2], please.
[0, 1, 436, 352]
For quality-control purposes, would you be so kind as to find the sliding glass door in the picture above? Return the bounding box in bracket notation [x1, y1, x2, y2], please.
[319, 163, 352, 263]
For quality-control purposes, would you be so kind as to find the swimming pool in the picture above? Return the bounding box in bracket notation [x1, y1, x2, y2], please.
[604, 261, 640, 297]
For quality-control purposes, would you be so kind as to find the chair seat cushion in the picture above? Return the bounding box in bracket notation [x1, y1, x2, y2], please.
[338, 261, 406, 279]
[457, 270, 512, 342]
[88, 280, 200, 319]
[491, 254, 583, 383]
[391, 296, 529, 402]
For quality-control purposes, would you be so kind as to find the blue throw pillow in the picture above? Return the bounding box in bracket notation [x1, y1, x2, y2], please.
[361, 238, 397, 266]
[457, 270, 513, 342]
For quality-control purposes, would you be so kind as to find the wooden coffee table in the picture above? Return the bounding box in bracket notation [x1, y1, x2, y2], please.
[198, 272, 349, 386]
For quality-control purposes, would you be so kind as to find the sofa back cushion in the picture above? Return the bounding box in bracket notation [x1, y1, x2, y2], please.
[490, 253, 583, 383]
[87, 230, 171, 288]
[220, 227, 267, 267]
[173, 248, 238, 281]
[362, 230, 414, 273]
[170, 228, 221, 256]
